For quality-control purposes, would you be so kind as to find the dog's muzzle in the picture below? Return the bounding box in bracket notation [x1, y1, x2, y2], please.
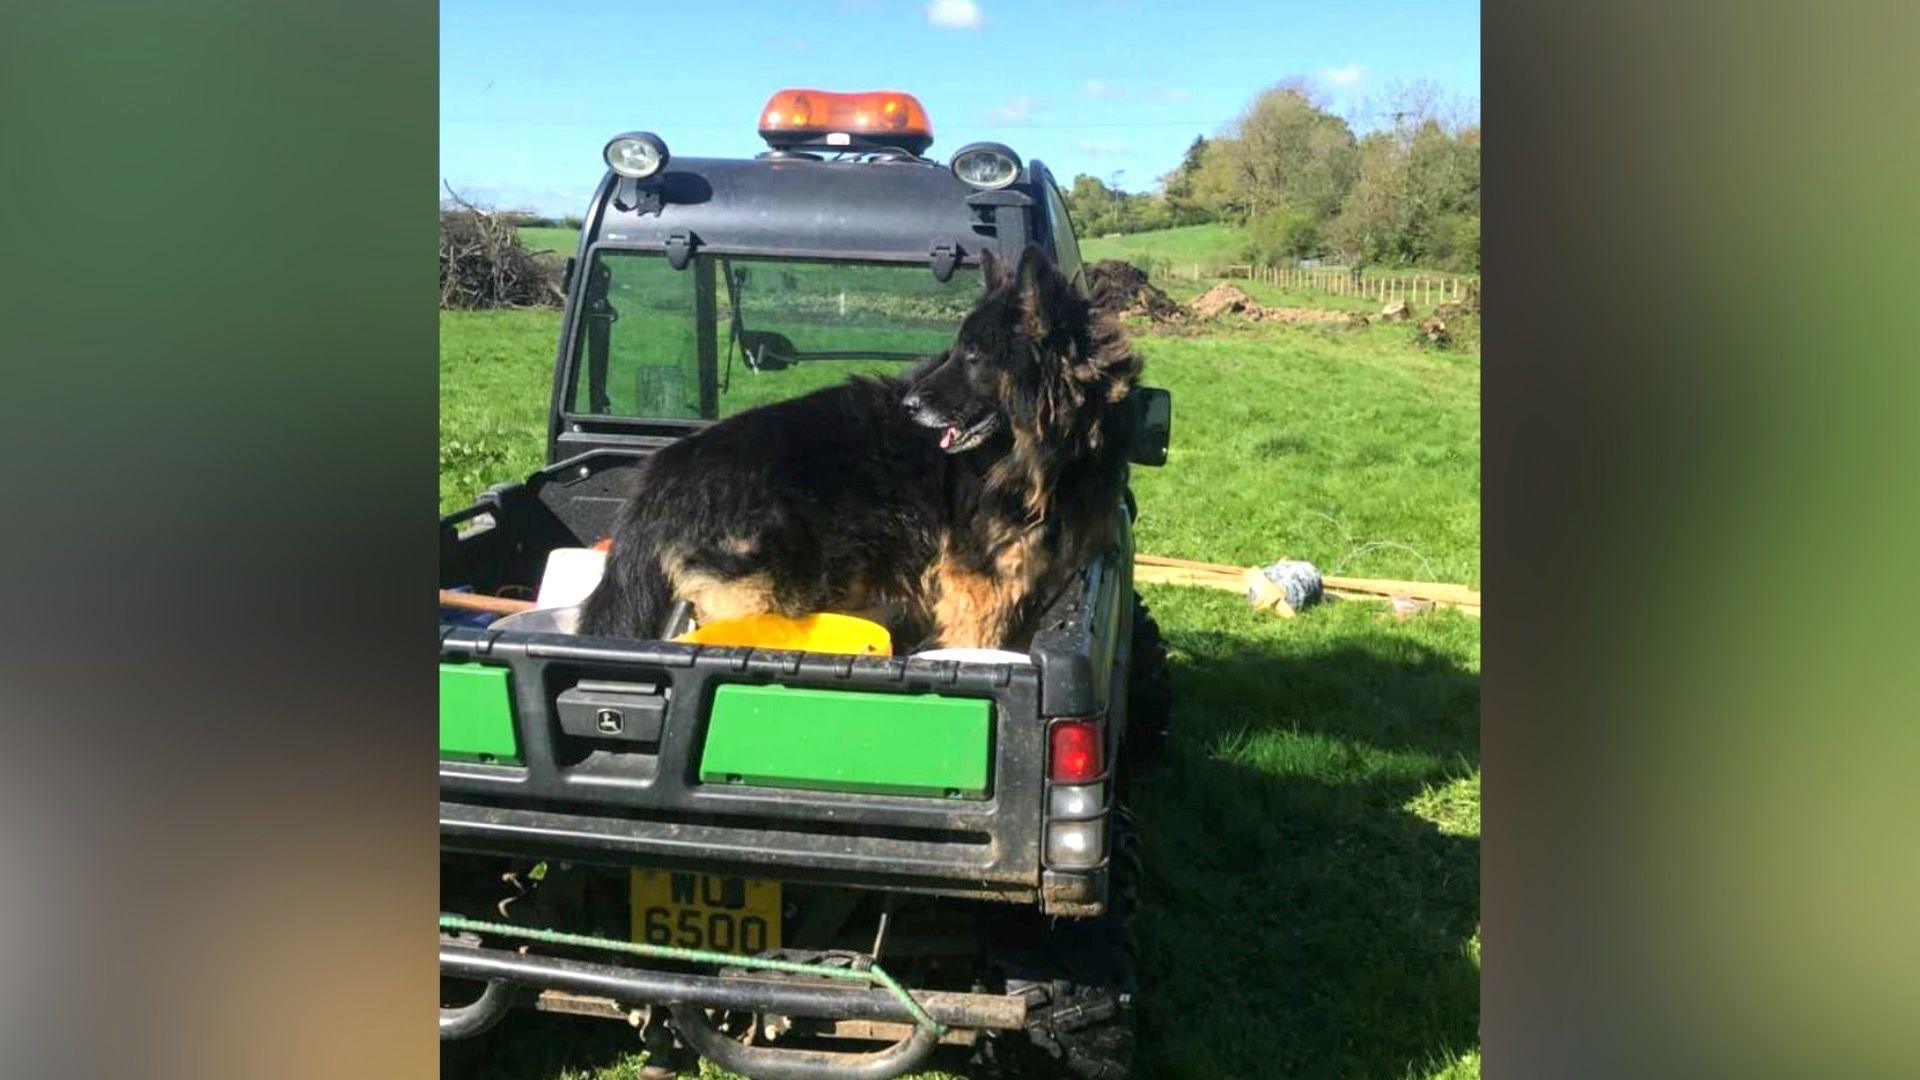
[903, 392, 1001, 454]
[934, 411, 1001, 453]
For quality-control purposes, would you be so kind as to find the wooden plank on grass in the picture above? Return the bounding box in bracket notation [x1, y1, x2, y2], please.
[1136, 553, 1482, 607]
[1134, 562, 1482, 618]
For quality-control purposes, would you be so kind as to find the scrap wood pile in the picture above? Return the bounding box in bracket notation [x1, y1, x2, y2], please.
[439, 188, 563, 310]
[1134, 552, 1480, 620]
[1085, 260, 1188, 324]
[1190, 283, 1370, 328]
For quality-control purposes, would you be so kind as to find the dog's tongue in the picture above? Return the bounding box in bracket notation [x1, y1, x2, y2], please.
[940, 425, 959, 449]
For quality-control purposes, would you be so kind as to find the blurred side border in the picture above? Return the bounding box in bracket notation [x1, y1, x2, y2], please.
[1485, 1, 1920, 1076]
[0, 3, 438, 1078]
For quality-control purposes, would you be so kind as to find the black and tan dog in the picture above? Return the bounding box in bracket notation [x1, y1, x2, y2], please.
[579, 246, 1142, 649]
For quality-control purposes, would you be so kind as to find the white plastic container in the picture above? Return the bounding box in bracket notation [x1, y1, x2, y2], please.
[535, 547, 608, 610]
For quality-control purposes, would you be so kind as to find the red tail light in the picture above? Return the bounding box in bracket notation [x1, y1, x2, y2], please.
[1049, 719, 1104, 782]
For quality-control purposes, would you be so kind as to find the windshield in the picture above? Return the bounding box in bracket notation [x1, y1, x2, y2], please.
[569, 250, 984, 420]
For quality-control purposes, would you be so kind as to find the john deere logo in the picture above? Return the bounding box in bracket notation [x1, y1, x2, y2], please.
[596, 708, 622, 734]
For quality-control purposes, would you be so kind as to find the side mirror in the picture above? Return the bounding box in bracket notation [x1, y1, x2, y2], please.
[1130, 387, 1171, 466]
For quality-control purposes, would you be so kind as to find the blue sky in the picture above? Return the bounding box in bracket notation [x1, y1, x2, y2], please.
[441, 0, 1479, 216]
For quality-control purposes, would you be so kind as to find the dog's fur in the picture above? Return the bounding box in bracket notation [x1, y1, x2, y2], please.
[578, 246, 1142, 649]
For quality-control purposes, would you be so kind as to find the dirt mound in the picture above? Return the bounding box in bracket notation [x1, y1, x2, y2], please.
[1191, 283, 1369, 328]
[1190, 282, 1256, 319]
[1086, 260, 1186, 322]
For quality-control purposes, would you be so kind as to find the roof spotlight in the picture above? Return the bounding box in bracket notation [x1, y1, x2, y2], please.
[950, 142, 1022, 190]
[604, 132, 669, 179]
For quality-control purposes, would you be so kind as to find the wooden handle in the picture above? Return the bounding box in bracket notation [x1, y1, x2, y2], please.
[439, 589, 536, 615]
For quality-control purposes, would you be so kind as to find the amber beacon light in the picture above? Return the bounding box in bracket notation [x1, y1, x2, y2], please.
[757, 89, 935, 155]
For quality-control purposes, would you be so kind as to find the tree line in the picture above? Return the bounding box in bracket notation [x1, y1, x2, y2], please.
[1061, 80, 1480, 273]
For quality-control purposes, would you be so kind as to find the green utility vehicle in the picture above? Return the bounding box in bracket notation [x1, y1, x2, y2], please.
[440, 89, 1173, 1079]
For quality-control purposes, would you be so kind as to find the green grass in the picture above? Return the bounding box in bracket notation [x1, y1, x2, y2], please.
[439, 277, 1480, 1078]
[1124, 277, 1480, 586]
[517, 226, 578, 258]
[439, 309, 557, 514]
[1080, 222, 1248, 269]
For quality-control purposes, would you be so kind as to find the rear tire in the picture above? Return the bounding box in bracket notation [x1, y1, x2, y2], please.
[981, 808, 1143, 1079]
[1122, 597, 1172, 768]
[975, 598, 1165, 1079]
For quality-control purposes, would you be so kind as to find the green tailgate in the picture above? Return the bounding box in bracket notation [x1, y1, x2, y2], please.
[700, 684, 991, 798]
[439, 663, 521, 765]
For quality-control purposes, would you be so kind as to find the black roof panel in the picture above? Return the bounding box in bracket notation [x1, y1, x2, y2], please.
[590, 156, 1004, 263]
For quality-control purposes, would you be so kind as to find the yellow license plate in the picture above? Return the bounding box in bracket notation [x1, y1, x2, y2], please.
[630, 869, 782, 954]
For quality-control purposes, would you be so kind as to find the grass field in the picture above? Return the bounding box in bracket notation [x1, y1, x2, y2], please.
[517, 226, 578, 258]
[1079, 222, 1248, 269]
[439, 272, 1480, 1078]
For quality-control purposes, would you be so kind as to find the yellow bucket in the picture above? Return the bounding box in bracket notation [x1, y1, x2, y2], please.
[674, 612, 892, 656]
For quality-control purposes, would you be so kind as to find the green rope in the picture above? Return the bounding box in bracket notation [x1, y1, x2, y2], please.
[438, 913, 945, 1036]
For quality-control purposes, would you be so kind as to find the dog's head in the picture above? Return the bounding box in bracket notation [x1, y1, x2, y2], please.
[904, 246, 1139, 457]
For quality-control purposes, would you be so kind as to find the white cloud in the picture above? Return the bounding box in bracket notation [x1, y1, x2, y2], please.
[924, 0, 983, 29]
[1321, 62, 1365, 87]
[1075, 138, 1130, 156]
[1159, 87, 1192, 102]
[983, 95, 1032, 123]
[1083, 79, 1113, 100]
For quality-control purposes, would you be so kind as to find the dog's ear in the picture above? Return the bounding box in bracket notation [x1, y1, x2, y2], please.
[979, 249, 1009, 291]
[1013, 246, 1069, 340]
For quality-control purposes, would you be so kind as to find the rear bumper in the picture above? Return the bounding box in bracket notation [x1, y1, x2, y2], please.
[443, 799, 1037, 902]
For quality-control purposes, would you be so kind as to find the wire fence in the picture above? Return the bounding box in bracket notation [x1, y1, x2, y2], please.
[1150, 262, 1480, 309]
